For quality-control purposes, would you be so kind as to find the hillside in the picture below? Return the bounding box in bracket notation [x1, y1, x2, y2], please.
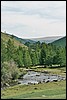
[1, 32, 27, 48]
[30, 36, 63, 44]
[13, 36, 35, 44]
[51, 36, 66, 47]
[1, 32, 35, 44]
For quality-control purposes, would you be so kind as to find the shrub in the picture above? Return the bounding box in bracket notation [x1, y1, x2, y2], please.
[1, 60, 20, 87]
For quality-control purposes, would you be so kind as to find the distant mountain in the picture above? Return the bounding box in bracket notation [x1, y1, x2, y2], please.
[51, 36, 66, 47]
[30, 36, 63, 44]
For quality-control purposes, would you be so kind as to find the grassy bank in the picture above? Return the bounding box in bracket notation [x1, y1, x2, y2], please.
[23, 66, 66, 76]
[1, 80, 66, 99]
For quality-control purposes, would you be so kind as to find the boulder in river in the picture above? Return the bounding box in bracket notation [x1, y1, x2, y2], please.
[5, 83, 10, 87]
[45, 79, 50, 83]
[53, 79, 58, 82]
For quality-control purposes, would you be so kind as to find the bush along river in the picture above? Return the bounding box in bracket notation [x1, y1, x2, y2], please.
[18, 71, 66, 85]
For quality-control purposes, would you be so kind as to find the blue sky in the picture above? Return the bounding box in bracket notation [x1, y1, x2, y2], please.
[1, 1, 66, 38]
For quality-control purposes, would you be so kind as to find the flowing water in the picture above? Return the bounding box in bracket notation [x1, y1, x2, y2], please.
[18, 71, 66, 85]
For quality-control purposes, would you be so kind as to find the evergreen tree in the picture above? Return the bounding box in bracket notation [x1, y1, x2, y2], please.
[15, 46, 24, 67]
[40, 47, 46, 65]
[31, 51, 37, 66]
[1, 39, 7, 63]
[35, 50, 40, 65]
[45, 45, 55, 66]
[6, 39, 15, 61]
[53, 47, 66, 66]
[23, 50, 32, 68]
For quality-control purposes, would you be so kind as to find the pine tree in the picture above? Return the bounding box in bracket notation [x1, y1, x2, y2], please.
[15, 46, 24, 67]
[40, 47, 46, 65]
[53, 47, 66, 66]
[31, 51, 37, 66]
[6, 39, 15, 61]
[23, 50, 32, 68]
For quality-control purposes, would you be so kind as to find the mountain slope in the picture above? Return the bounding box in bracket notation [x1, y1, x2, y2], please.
[1, 32, 27, 48]
[51, 36, 66, 47]
[13, 36, 35, 44]
[30, 36, 63, 44]
[1, 32, 35, 45]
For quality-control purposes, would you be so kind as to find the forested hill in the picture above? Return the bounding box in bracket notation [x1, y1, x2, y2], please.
[51, 36, 66, 47]
[1, 32, 35, 45]
[1, 32, 27, 48]
[13, 35, 35, 44]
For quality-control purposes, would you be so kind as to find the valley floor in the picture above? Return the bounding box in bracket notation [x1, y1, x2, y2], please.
[1, 67, 66, 99]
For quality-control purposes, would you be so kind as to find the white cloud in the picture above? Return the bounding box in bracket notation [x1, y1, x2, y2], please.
[1, 1, 66, 38]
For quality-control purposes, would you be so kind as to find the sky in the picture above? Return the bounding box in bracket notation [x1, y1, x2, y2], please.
[1, 1, 66, 38]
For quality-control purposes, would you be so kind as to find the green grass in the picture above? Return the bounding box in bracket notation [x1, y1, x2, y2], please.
[1, 80, 66, 99]
[29, 66, 66, 76]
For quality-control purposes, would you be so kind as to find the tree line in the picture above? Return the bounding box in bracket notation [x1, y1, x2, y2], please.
[1, 39, 66, 67]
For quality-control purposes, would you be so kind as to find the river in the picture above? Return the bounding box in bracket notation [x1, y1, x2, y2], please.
[18, 71, 66, 85]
